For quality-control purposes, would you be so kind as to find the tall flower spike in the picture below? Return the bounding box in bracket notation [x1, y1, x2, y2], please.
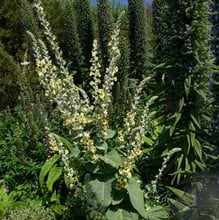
[102, 12, 124, 105]
[89, 39, 102, 105]
[34, 0, 67, 75]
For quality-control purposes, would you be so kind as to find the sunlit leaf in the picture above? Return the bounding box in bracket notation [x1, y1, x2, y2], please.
[99, 149, 122, 168]
[39, 154, 61, 188]
[46, 166, 62, 192]
[106, 207, 139, 220]
[88, 178, 113, 208]
[127, 177, 146, 218]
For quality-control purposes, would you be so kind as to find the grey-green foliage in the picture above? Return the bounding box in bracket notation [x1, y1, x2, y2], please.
[153, 0, 214, 184]
[128, 0, 147, 80]
[97, 0, 114, 70]
[3, 201, 55, 220]
[75, 0, 94, 67]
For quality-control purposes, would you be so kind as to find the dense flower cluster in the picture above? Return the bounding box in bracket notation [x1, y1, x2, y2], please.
[115, 94, 157, 190]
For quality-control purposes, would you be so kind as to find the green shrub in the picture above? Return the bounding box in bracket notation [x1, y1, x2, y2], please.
[3, 201, 55, 220]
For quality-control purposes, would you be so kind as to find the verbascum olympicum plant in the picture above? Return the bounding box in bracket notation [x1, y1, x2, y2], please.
[26, 1, 169, 219]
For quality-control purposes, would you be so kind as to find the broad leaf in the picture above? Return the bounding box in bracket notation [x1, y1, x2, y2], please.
[46, 166, 63, 192]
[88, 178, 113, 208]
[39, 154, 61, 187]
[106, 208, 139, 220]
[145, 206, 169, 220]
[99, 149, 122, 168]
[104, 129, 116, 139]
[127, 177, 146, 218]
[96, 142, 108, 152]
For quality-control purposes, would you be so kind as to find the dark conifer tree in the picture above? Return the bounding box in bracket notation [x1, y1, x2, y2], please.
[128, 0, 147, 80]
[75, 0, 94, 67]
[21, 0, 40, 59]
[97, 0, 114, 70]
[152, 0, 169, 68]
[0, 0, 26, 61]
[62, 1, 84, 84]
[0, 44, 20, 109]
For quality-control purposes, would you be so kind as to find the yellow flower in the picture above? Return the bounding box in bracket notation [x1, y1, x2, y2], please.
[98, 89, 105, 100]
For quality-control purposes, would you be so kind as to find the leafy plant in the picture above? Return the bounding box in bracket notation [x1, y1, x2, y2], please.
[3, 200, 55, 220]
[24, 1, 170, 219]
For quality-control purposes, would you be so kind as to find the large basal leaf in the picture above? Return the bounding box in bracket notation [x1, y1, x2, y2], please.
[99, 149, 122, 168]
[46, 166, 63, 192]
[145, 206, 169, 220]
[87, 178, 113, 208]
[106, 207, 139, 220]
[127, 177, 147, 218]
[39, 154, 61, 187]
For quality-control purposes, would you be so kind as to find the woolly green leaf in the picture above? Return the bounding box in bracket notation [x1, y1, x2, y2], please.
[39, 154, 61, 188]
[99, 149, 122, 168]
[104, 129, 116, 139]
[145, 206, 169, 220]
[88, 178, 113, 208]
[96, 142, 108, 152]
[46, 166, 63, 192]
[106, 208, 139, 220]
[71, 146, 80, 158]
[127, 177, 146, 218]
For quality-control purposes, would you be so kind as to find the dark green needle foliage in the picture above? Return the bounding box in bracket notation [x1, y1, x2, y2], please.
[62, 1, 84, 84]
[128, 0, 147, 81]
[152, 0, 169, 82]
[21, 0, 40, 59]
[97, 0, 114, 70]
[0, 45, 20, 109]
[75, 0, 94, 67]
